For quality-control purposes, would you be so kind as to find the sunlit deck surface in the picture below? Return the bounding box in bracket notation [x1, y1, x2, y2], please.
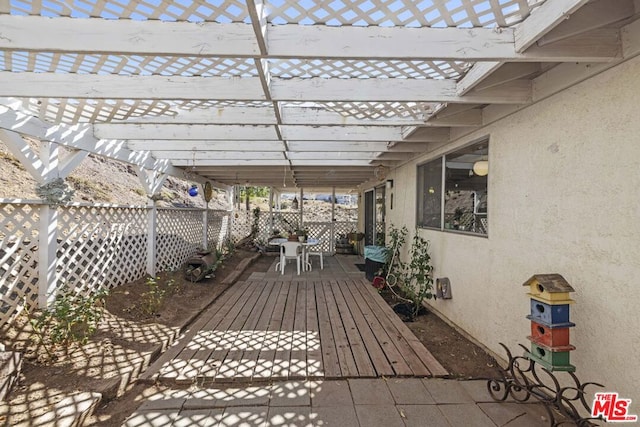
[143, 256, 447, 384]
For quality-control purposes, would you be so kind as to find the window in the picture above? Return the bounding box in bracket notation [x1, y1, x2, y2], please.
[417, 140, 488, 235]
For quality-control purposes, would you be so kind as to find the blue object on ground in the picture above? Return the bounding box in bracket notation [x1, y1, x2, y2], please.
[364, 245, 388, 263]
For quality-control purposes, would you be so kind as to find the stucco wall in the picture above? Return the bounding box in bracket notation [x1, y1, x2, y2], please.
[384, 55, 640, 404]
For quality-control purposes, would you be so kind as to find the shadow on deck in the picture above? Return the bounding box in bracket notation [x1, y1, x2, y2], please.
[141, 255, 447, 385]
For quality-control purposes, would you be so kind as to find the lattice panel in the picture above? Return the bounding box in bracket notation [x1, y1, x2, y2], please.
[269, 59, 470, 80]
[0, 203, 40, 327]
[10, 0, 250, 23]
[207, 210, 231, 250]
[156, 208, 203, 271]
[301, 222, 332, 252]
[229, 210, 251, 244]
[333, 221, 358, 252]
[57, 205, 148, 296]
[266, 0, 545, 28]
[23, 98, 174, 124]
[0, 52, 256, 77]
[270, 211, 301, 235]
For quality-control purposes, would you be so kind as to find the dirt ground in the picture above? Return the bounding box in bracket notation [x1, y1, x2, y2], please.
[0, 250, 251, 426]
[2, 252, 501, 426]
[378, 288, 502, 380]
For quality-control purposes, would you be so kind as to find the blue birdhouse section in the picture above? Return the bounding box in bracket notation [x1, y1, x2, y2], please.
[526, 299, 574, 328]
[188, 184, 199, 197]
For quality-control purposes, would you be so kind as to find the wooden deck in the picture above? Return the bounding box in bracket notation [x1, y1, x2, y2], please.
[143, 259, 447, 384]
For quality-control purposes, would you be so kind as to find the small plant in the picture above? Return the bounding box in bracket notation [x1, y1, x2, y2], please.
[401, 233, 435, 317]
[29, 286, 108, 359]
[140, 276, 171, 315]
[382, 224, 435, 320]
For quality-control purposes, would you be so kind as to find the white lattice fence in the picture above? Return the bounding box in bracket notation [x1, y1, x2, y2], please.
[334, 221, 358, 250]
[57, 205, 148, 296]
[271, 212, 301, 235]
[303, 222, 333, 253]
[207, 210, 231, 250]
[156, 208, 202, 271]
[0, 202, 40, 326]
[230, 211, 252, 245]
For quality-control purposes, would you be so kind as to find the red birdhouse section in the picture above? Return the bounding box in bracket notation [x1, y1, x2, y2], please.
[528, 321, 570, 348]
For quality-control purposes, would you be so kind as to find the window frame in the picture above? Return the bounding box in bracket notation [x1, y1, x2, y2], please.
[416, 139, 489, 237]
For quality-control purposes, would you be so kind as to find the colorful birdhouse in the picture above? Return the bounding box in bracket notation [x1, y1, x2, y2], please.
[523, 274, 575, 303]
[524, 273, 576, 372]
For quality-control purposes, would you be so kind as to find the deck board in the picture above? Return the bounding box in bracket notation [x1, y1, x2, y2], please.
[329, 280, 376, 377]
[150, 274, 448, 383]
[314, 280, 342, 378]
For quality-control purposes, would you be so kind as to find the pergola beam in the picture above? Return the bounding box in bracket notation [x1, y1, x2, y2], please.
[0, 105, 230, 190]
[97, 124, 447, 142]
[0, 15, 259, 56]
[0, 15, 618, 62]
[0, 74, 532, 104]
[515, 0, 590, 52]
[537, 0, 635, 46]
[125, 140, 429, 153]
[103, 105, 430, 126]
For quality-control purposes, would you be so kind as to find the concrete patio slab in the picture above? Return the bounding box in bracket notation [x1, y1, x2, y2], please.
[397, 404, 451, 427]
[386, 377, 436, 405]
[172, 408, 225, 427]
[422, 378, 476, 404]
[122, 410, 178, 427]
[438, 403, 497, 427]
[309, 405, 359, 426]
[270, 381, 311, 407]
[309, 380, 352, 407]
[267, 406, 313, 427]
[219, 406, 269, 427]
[355, 404, 405, 427]
[348, 378, 394, 405]
[477, 402, 530, 426]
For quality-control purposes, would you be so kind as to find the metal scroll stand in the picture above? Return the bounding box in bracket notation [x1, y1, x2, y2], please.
[487, 343, 604, 426]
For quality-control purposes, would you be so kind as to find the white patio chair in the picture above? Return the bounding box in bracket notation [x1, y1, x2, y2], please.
[305, 239, 324, 270]
[279, 241, 302, 275]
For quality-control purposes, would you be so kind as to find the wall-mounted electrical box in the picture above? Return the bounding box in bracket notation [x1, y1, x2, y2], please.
[436, 277, 452, 299]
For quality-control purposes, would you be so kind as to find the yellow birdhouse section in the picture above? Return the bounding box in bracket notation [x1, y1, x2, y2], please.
[523, 274, 575, 304]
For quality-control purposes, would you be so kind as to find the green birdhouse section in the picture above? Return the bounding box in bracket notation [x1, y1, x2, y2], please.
[527, 342, 576, 372]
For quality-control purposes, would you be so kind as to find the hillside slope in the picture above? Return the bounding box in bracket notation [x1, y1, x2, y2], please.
[0, 139, 227, 209]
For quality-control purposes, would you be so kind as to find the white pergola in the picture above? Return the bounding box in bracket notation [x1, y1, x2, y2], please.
[0, 0, 638, 192]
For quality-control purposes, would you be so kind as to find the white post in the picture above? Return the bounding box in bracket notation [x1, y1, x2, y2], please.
[202, 203, 209, 250]
[146, 199, 157, 276]
[38, 141, 60, 307]
[268, 187, 273, 234]
[331, 186, 336, 254]
[299, 187, 304, 228]
[38, 204, 58, 307]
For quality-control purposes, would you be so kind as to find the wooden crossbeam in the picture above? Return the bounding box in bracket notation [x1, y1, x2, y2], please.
[0, 74, 532, 104]
[0, 15, 618, 62]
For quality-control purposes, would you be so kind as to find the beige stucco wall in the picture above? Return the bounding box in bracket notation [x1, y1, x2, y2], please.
[382, 55, 640, 404]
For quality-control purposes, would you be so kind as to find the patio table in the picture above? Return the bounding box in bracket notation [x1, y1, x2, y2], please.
[269, 238, 319, 271]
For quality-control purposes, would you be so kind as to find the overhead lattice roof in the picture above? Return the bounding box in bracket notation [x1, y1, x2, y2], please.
[0, 0, 636, 189]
